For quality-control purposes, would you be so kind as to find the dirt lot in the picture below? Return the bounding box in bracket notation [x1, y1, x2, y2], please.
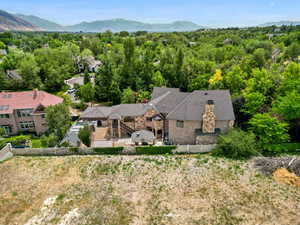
[0, 155, 300, 225]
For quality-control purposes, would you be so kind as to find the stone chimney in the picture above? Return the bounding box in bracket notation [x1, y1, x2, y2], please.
[33, 89, 38, 99]
[202, 100, 216, 133]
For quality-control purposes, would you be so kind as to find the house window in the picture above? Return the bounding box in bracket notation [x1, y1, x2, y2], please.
[0, 125, 12, 134]
[17, 109, 33, 118]
[176, 120, 184, 128]
[41, 114, 45, 119]
[0, 114, 9, 119]
[124, 117, 134, 123]
[146, 117, 152, 122]
[19, 121, 35, 130]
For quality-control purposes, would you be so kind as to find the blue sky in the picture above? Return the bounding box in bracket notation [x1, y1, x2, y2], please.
[2, 0, 300, 27]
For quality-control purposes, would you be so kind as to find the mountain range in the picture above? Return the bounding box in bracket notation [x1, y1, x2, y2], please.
[16, 14, 204, 32]
[0, 10, 40, 31]
[258, 21, 300, 27]
[1, 9, 300, 32]
[0, 10, 203, 32]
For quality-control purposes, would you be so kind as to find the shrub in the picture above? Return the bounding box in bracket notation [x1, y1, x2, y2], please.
[78, 125, 92, 147]
[69, 147, 79, 153]
[263, 143, 300, 155]
[0, 135, 30, 148]
[93, 147, 124, 155]
[41, 134, 59, 147]
[212, 129, 260, 159]
[135, 146, 176, 155]
[0, 127, 5, 137]
[248, 113, 290, 146]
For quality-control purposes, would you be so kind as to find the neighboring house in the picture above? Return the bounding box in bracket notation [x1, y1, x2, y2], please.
[64, 75, 95, 89]
[0, 49, 7, 56]
[6, 70, 22, 80]
[65, 77, 84, 88]
[0, 90, 63, 135]
[76, 56, 102, 73]
[81, 87, 235, 145]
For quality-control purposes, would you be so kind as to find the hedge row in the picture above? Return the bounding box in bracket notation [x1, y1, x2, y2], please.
[135, 146, 176, 155]
[93, 147, 124, 155]
[264, 143, 300, 155]
[0, 136, 30, 149]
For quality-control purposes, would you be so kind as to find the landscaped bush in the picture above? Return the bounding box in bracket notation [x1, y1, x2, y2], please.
[263, 143, 300, 155]
[0, 135, 30, 148]
[135, 146, 176, 155]
[212, 129, 260, 159]
[93, 147, 124, 155]
[78, 125, 92, 147]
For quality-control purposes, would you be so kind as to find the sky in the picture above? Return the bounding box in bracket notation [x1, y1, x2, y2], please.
[1, 0, 300, 27]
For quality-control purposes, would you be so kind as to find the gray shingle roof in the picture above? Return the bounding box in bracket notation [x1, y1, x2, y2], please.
[151, 87, 180, 99]
[81, 104, 151, 119]
[150, 91, 189, 114]
[81, 106, 112, 119]
[166, 90, 235, 121]
[109, 104, 151, 118]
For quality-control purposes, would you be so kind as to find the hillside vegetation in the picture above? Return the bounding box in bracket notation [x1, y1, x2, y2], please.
[0, 155, 300, 225]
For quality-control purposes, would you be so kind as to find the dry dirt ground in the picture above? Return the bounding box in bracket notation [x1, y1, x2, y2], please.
[0, 155, 300, 225]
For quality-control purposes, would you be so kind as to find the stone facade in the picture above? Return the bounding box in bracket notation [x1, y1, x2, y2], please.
[168, 120, 232, 145]
[202, 102, 216, 133]
[0, 111, 47, 135]
[106, 108, 163, 139]
[196, 135, 218, 145]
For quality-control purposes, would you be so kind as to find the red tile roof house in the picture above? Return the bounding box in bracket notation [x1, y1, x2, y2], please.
[0, 90, 63, 135]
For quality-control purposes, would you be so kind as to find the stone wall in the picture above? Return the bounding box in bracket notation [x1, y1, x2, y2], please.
[11, 145, 215, 156]
[174, 144, 216, 154]
[196, 135, 218, 145]
[0, 144, 13, 162]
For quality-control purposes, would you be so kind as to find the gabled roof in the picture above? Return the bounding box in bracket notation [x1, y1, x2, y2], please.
[150, 90, 189, 114]
[166, 90, 235, 121]
[110, 104, 151, 118]
[0, 90, 63, 114]
[81, 106, 112, 119]
[81, 104, 153, 120]
[151, 87, 180, 99]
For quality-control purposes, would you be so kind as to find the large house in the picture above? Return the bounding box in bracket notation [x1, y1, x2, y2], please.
[81, 87, 235, 145]
[0, 90, 63, 135]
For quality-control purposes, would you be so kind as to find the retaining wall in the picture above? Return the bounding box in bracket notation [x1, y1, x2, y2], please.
[0, 144, 13, 162]
[11, 145, 216, 157]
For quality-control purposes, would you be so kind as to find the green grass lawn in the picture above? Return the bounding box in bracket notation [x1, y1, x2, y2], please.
[31, 139, 43, 148]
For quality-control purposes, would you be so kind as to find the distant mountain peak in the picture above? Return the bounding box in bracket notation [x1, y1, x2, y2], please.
[0, 10, 41, 31]
[13, 13, 204, 32]
[259, 21, 300, 27]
